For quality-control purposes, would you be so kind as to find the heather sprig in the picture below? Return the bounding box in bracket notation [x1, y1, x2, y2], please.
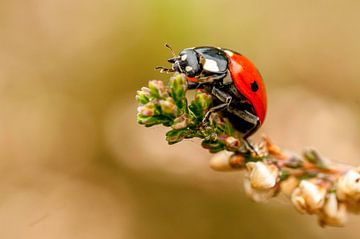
[136, 73, 360, 227]
[137, 73, 243, 151]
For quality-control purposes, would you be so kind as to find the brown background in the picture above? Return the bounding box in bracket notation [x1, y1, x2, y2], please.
[0, 0, 360, 238]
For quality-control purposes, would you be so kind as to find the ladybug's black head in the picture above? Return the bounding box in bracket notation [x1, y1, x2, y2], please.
[168, 49, 203, 78]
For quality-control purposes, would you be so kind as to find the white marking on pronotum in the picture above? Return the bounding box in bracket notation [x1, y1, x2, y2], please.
[203, 59, 220, 72]
[185, 66, 193, 72]
[181, 54, 187, 61]
[224, 50, 234, 57]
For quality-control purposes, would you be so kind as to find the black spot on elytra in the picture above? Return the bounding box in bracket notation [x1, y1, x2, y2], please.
[251, 81, 259, 92]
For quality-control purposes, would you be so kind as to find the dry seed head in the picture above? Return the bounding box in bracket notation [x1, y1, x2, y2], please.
[209, 151, 235, 171]
[243, 177, 277, 202]
[318, 193, 347, 227]
[336, 168, 360, 202]
[246, 161, 279, 190]
[172, 115, 191, 130]
[291, 180, 327, 214]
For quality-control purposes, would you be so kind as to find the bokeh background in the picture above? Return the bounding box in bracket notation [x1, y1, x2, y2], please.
[1, 0, 360, 238]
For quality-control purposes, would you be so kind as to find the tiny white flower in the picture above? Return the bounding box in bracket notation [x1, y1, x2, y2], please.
[318, 193, 347, 227]
[291, 180, 327, 214]
[209, 151, 234, 171]
[336, 168, 360, 202]
[246, 162, 279, 190]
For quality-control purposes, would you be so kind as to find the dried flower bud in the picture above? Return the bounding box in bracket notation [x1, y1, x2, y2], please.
[137, 102, 156, 117]
[336, 168, 360, 202]
[229, 154, 246, 169]
[172, 115, 191, 130]
[291, 180, 327, 214]
[149, 80, 167, 98]
[243, 177, 277, 202]
[317, 193, 347, 227]
[246, 162, 279, 190]
[160, 98, 177, 116]
[209, 151, 235, 171]
[224, 137, 241, 150]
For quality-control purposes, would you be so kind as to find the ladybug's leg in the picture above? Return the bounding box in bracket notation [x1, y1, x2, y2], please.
[243, 138, 258, 155]
[197, 73, 228, 84]
[207, 85, 260, 135]
[202, 102, 229, 123]
[202, 86, 232, 123]
[230, 109, 260, 136]
[187, 81, 202, 89]
[189, 73, 227, 90]
[231, 110, 259, 129]
[187, 81, 211, 90]
[230, 109, 260, 154]
[202, 86, 261, 154]
[211, 86, 233, 103]
[155, 66, 175, 74]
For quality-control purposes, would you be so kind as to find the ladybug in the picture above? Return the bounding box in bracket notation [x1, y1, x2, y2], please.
[156, 44, 267, 139]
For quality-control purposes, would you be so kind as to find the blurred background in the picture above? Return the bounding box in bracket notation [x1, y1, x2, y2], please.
[1, 0, 360, 238]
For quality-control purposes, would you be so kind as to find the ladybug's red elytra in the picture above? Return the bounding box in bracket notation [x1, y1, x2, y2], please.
[156, 45, 267, 139]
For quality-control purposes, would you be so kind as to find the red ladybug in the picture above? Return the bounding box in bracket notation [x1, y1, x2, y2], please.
[157, 45, 267, 139]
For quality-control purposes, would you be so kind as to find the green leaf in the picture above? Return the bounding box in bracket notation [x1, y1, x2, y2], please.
[137, 115, 170, 127]
[201, 139, 225, 153]
[222, 120, 235, 136]
[166, 128, 192, 144]
[279, 170, 290, 181]
[284, 156, 304, 168]
[303, 149, 327, 169]
[136, 94, 149, 104]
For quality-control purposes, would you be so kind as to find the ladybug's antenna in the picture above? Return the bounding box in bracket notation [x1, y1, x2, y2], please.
[165, 43, 176, 57]
[155, 66, 175, 74]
